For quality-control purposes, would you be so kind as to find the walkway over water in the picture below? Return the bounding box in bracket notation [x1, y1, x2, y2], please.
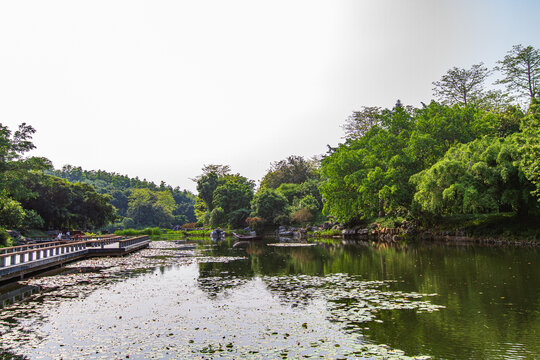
[0, 235, 150, 283]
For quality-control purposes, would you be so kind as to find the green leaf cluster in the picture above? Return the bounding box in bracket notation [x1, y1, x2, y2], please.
[21, 175, 117, 230]
[51, 166, 197, 229]
[250, 156, 323, 226]
[319, 98, 538, 223]
[194, 165, 255, 228]
[411, 136, 534, 215]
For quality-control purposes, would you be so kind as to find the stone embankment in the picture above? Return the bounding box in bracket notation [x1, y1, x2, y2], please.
[338, 222, 539, 247]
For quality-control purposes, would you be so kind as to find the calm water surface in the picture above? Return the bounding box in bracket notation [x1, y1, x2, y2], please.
[0, 238, 538, 359]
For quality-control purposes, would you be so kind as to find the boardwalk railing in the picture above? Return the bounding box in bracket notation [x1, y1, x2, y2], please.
[0, 241, 66, 255]
[0, 235, 151, 282]
[85, 236, 125, 248]
[118, 236, 149, 249]
[21, 234, 119, 245]
[0, 241, 88, 278]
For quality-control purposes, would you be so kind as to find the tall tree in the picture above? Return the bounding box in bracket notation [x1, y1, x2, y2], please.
[21, 175, 116, 229]
[260, 156, 318, 189]
[496, 44, 540, 103]
[127, 188, 175, 228]
[342, 106, 383, 140]
[432, 63, 490, 106]
[212, 174, 254, 215]
[251, 188, 289, 225]
[194, 165, 254, 227]
[0, 123, 51, 201]
[516, 99, 540, 200]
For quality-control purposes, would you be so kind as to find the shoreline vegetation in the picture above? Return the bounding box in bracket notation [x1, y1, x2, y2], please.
[110, 210, 540, 248]
[1, 44, 539, 247]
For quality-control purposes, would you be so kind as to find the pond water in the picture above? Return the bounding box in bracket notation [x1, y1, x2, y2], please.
[0, 238, 538, 359]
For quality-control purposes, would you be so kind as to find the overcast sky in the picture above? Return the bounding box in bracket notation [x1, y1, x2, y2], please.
[0, 0, 538, 192]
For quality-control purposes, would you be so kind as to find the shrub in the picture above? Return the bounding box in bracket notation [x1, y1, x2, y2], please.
[246, 217, 263, 232]
[291, 207, 313, 225]
[0, 228, 11, 247]
[227, 208, 251, 228]
[122, 217, 135, 229]
[22, 209, 45, 229]
[0, 197, 25, 229]
[274, 214, 290, 226]
[209, 207, 226, 228]
[251, 188, 288, 225]
[115, 227, 162, 236]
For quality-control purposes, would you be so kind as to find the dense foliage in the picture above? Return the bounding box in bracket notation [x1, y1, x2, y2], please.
[250, 156, 323, 226]
[411, 136, 534, 215]
[194, 165, 255, 228]
[259, 156, 318, 189]
[516, 99, 540, 200]
[2, 43, 538, 242]
[319, 44, 540, 226]
[51, 166, 196, 229]
[0, 124, 117, 244]
[21, 175, 116, 229]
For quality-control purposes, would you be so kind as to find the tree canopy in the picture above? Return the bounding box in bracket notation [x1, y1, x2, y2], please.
[260, 155, 318, 189]
[496, 44, 540, 102]
[432, 63, 490, 106]
[411, 136, 534, 215]
[51, 165, 196, 229]
[194, 165, 254, 228]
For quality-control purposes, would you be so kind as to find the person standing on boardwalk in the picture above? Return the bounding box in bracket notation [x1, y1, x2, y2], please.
[57, 232, 62, 241]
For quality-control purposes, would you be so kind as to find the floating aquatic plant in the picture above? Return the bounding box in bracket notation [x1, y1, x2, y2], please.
[0, 241, 439, 359]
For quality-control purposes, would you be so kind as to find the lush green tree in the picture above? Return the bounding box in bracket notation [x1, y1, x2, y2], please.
[251, 188, 288, 225]
[69, 182, 117, 229]
[432, 63, 490, 106]
[496, 44, 540, 102]
[260, 155, 318, 189]
[516, 99, 540, 199]
[21, 175, 116, 229]
[0, 194, 26, 228]
[209, 207, 226, 227]
[171, 188, 196, 223]
[21, 175, 73, 229]
[320, 101, 503, 222]
[22, 209, 44, 229]
[212, 175, 254, 215]
[110, 190, 129, 216]
[265, 176, 324, 226]
[411, 136, 535, 215]
[480, 105, 524, 138]
[320, 102, 416, 222]
[127, 188, 175, 228]
[0, 123, 51, 201]
[194, 197, 209, 225]
[194, 165, 254, 228]
[227, 208, 251, 228]
[275, 183, 301, 203]
[196, 171, 220, 212]
[288, 193, 322, 225]
[51, 165, 197, 225]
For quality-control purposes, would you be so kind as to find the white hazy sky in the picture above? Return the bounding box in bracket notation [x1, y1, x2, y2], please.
[0, 0, 538, 192]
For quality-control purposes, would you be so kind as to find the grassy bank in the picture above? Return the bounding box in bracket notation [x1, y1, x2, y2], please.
[115, 227, 163, 236]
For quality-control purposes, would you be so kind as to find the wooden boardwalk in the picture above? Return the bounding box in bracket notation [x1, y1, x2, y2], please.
[0, 235, 151, 283]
